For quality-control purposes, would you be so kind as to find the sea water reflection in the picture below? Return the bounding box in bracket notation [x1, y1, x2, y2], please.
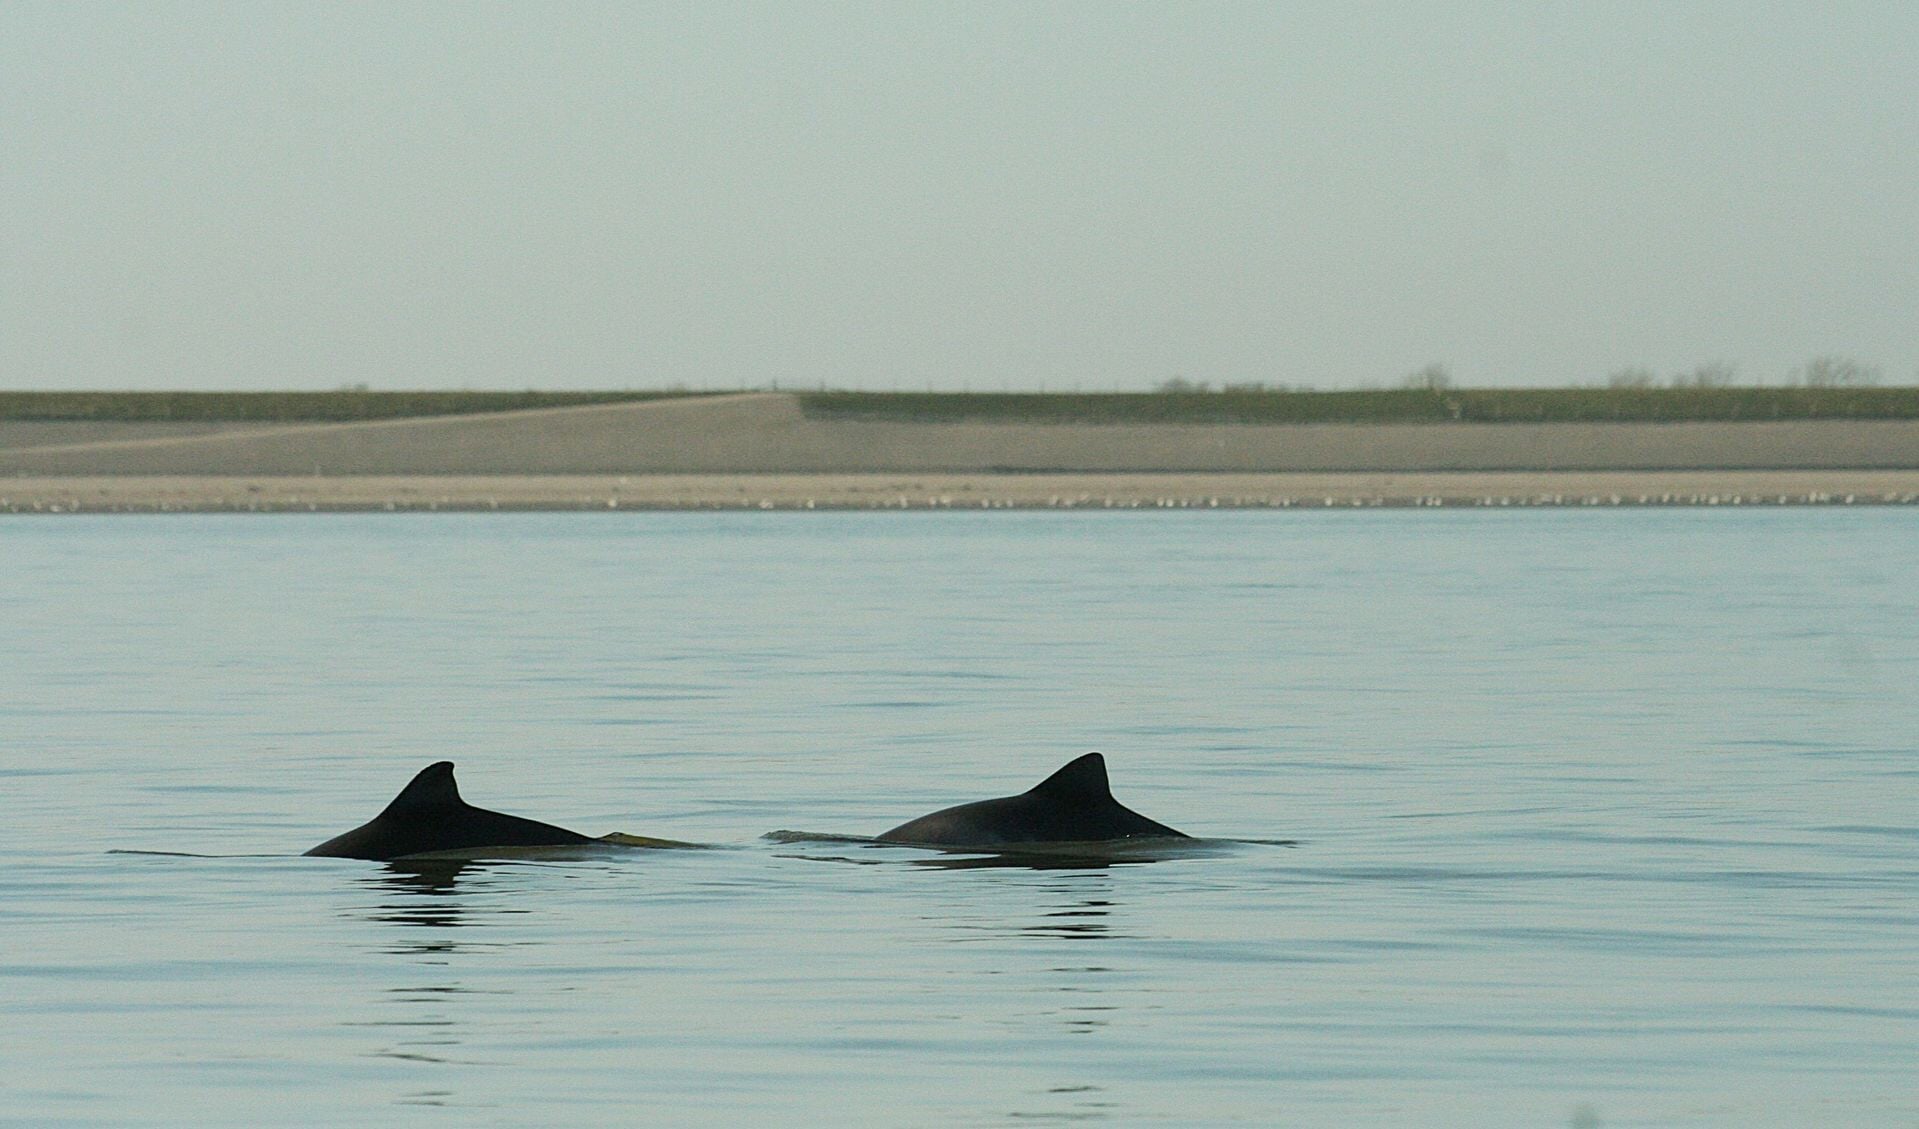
[364, 861, 476, 930]
[348, 860, 579, 1108]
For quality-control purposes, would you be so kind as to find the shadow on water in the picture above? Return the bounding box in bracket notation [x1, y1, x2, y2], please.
[362, 860, 482, 931]
[351, 859, 554, 950]
[1024, 895, 1114, 941]
[342, 860, 518, 1090]
[1026, 887, 1124, 1032]
[978, 874, 1131, 1120]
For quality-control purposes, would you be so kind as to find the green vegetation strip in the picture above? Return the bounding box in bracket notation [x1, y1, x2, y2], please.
[0, 390, 707, 422]
[799, 388, 1919, 425]
[7, 387, 1918, 425]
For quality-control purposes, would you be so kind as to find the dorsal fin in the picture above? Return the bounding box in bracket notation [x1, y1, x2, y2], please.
[381, 761, 463, 813]
[1026, 752, 1111, 803]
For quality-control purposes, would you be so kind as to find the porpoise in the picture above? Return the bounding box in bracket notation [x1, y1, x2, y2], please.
[304, 761, 596, 861]
[877, 753, 1187, 847]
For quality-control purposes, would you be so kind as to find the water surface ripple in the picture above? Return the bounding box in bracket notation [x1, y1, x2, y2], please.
[1, 510, 1914, 1126]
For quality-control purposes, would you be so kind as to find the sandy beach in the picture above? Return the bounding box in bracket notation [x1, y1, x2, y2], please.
[5, 470, 1918, 513]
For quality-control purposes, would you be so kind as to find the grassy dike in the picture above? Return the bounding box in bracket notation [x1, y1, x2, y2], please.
[797, 387, 1919, 425]
[4, 386, 1918, 425]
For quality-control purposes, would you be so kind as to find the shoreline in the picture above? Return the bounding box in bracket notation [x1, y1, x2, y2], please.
[5, 471, 1919, 513]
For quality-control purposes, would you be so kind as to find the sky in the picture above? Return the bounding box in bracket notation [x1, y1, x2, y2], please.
[3, 1, 1915, 392]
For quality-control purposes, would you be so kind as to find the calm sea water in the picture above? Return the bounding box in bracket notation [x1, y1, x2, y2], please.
[2, 510, 1914, 1127]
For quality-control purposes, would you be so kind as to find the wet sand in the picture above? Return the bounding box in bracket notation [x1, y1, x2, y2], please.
[5, 470, 1917, 513]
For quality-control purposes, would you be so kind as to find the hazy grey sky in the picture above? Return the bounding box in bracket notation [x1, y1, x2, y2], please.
[4, 2, 1915, 391]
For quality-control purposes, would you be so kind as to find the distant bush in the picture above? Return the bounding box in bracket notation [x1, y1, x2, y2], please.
[1669, 361, 1737, 389]
[1402, 363, 1453, 391]
[1795, 356, 1882, 388]
[1155, 377, 1210, 393]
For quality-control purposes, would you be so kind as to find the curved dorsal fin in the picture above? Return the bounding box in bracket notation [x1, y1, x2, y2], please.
[381, 761, 463, 813]
[1026, 752, 1111, 803]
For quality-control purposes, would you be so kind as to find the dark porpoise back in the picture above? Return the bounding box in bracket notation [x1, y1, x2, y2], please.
[877, 753, 1187, 847]
[304, 761, 595, 860]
